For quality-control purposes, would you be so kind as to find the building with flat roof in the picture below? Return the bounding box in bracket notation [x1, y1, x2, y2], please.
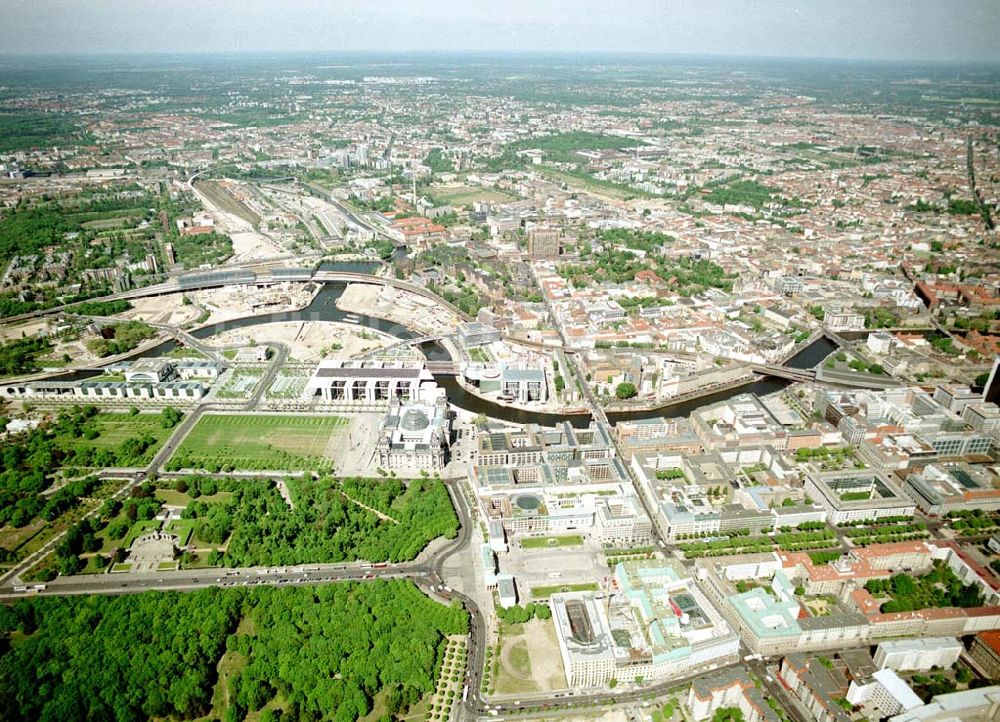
[969, 631, 1000, 680]
[805, 469, 915, 524]
[234, 346, 269, 364]
[933, 384, 983, 414]
[175, 359, 221, 380]
[527, 227, 561, 258]
[889, 685, 1000, 722]
[874, 638, 962, 672]
[551, 560, 738, 688]
[964, 402, 1000, 437]
[693, 541, 1000, 656]
[457, 321, 501, 348]
[497, 575, 518, 608]
[475, 421, 616, 468]
[691, 394, 789, 451]
[903, 463, 1000, 516]
[687, 667, 782, 722]
[302, 359, 437, 405]
[124, 358, 175, 383]
[499, 367, 547, 403]
[847, 668, 923, 719]
[487, 518, 507, 553]
[615, 417, 703, 458]
[472, 421, 648, 539]
[594, 494, 653, 547]
[631, 449, 821, 540]
[781, 654, 853, 722]
[481, 544, 498, 589]
[4, 379, 207, 402]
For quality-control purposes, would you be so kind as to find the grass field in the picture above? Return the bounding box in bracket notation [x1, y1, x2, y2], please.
[81, 216, 136, 230]
[165, 518, 196, 547]
[529, 582, 599, 600]
[155, 488, 233, 507]
[124, 520, 162, 548]
[492, 619, 566, 695]
[55, 413, 174, 464]
[0, 520, 45, 553]
[521, 535, 584, 549]
[433, 185, 516, 206]
[167, 414, 347, 471]
[535, 167, 645, 201]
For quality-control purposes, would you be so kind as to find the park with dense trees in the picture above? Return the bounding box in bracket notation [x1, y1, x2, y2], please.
[0, 336, 52, 376]
[0, 581, 467, 722]
[216, 476, 459, 566]
[0, 406, 180, 532]
[865, 561, 985, 613]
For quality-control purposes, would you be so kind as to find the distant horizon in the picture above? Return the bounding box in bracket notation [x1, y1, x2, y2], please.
[1, 48, 999, 68]
[2, 0, 997, 64]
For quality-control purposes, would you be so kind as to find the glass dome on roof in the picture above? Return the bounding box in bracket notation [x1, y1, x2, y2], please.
[400, 408, 430, 431]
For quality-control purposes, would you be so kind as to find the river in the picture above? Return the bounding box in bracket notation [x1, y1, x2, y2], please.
[438, 337, 838, 428]
[55, 274, 839, 427]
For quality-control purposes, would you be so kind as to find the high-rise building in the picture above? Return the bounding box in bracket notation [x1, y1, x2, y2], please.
[983, 356, 1000, 405]
[527, 227, 561, 258]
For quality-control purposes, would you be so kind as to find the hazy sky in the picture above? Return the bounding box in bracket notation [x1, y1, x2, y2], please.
[2, 0, 998, 62]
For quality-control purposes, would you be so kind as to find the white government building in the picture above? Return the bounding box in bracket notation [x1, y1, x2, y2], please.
[302, 359, 438, 405]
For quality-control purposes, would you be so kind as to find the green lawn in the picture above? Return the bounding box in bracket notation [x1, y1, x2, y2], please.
[165, 518, 196, 547]
[507, 640, 532, 677]
[167, 414, 347, 472]
[433, 186, 515, 206]
[154, 488, 233, 507]
[123, 520, 162, 548]
[530, 582, 599, 600]
[468, 347, 492, 363]
[55, 412, 174, 464]
[521, 534, 584, 549]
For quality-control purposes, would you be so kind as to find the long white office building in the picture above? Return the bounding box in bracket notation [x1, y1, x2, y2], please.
[874, 638, 963, 672]
[302, 359, 438, 405]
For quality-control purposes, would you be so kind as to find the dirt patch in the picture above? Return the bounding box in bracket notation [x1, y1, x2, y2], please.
[208, 321, 394, 362]
[494, 618, 567, 696]
[123, 294, 200, 326]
